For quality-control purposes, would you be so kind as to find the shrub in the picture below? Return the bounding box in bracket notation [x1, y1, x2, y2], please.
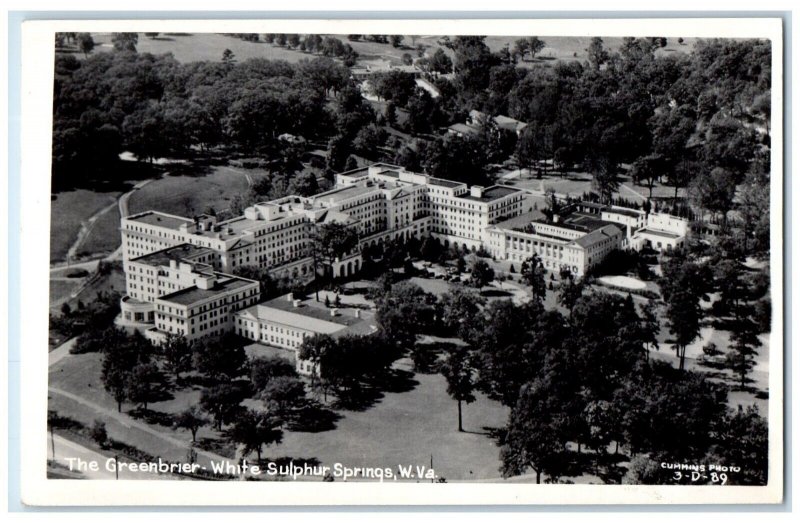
[90, 420, 108, 449]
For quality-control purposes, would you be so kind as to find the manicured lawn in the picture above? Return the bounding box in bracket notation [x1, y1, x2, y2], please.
[271, 363, 510, 481]
[86, 33, 324, 64]
[127, 166, 250, 218]
[77, 205, 122, 258]
[50, 190, 120, 263]
[50, 347, 510, 481]
[409, 276, 454, 298]
[49, 280, 82, 307]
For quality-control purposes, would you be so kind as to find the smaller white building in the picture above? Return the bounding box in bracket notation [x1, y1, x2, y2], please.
[235, 293, 374, 376]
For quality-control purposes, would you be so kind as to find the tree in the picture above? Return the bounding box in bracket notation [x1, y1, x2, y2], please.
[664, 288, 702, 371]
[250, 356, 297, 390]
[689, 167, 738, 224]
[428, 48, 453, 74]
[389, 35, 404, 48]
[375, 281, 437, 350]
[76, 33, 95, 57]
[451, 36, 497, 94]
[438, 285, 486, 339]
[557, 276, 585, 313]
[193, 333, 247, 381]
[313, 222, 359, 280]
[469, 259, 495, 289]
[512, 38, 530, 62]
[709, 406, 768, 485]
[586, 37, 609, 70]
[520, 254, 547, 308]
[440, 348, 476, 432]
[125, 362, 162, 410]
[100, 332, 151, 412]
[515, 125, 539, 177]
[638, 301, 660, 358]
[298, 334, 337, 393]
[260, 376, 307, 423]
[101, 365, 129, 413]
[501, 378, 570, 484]
[286, 170, 320, 197]
[145, 32, 159, 39]
[111, 32, 139, 52]
[200, 384, 245, 430]
[90, 420, 109, 449]
[162, 334, 193, 382]
[660, 257, 709, 370]
[726, 304, 762, 388]
[173, 406, 209, 442]
[630, 154, 666, 200]
[226, 409, 283, 463]
[369, 70, 417, 106]
[589, 156, 620, 204]
[221, 48, 236, 65]
[527, 37, 546, 60]
[738, 167, 770, 252]
[622, 455, 665, 484]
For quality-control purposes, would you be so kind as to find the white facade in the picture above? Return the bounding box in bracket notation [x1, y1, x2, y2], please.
[488, 214, 625, 277]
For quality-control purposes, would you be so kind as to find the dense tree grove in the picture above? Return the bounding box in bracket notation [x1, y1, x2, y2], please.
[53, 50, 352, 188]
[55, 35, 770, 236]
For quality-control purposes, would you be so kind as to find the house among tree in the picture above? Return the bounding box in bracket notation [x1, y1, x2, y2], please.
[350, 61, 423, 82]
[446, 110, 528, 137]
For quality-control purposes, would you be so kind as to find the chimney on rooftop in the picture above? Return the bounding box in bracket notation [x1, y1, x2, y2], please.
[354, 309, 361, 318]
[470, 186, 484, 198]
[293, 299, 301, 308]
[331, 308, 338, 317]
[287, 292, 294, 302]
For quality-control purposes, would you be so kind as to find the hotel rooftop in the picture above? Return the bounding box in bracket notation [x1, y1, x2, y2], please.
[130, 243, 215, 267]
[158, 274, 256, 306]
[126, 211, 195, 231]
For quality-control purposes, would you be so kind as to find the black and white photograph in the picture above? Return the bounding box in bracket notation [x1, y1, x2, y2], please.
[15, 16, 784, 506]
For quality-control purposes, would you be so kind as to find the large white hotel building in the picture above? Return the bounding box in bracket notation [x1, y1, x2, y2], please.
[119, 163, 687, 346]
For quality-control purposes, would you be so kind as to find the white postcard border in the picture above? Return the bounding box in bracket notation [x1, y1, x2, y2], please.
[19, 17, 785, 506]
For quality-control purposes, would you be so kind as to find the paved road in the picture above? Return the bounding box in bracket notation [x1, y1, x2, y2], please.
[218, 165, 254, 187]
[49, 338, 76, 367]
[48, 386, 238, 472]
[50, 434, 167, 480]
[619, 183, 648, 202]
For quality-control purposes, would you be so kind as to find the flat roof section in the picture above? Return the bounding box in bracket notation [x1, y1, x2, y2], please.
[126, 211, 194, 231]
[259, 295, 366, 328]
[428, 177, 464, 189]
[635, 228, 682, 240]
[561, 212, 617, 232]
[492, 210, 548, 231]
[158, 276, 256, 306]
[314, 184, 381, 205]
[338, 167, 371, 178]
[460, 185, 520, 203]
[604, 207, 643, 219]
[130, 243, 216, 267]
